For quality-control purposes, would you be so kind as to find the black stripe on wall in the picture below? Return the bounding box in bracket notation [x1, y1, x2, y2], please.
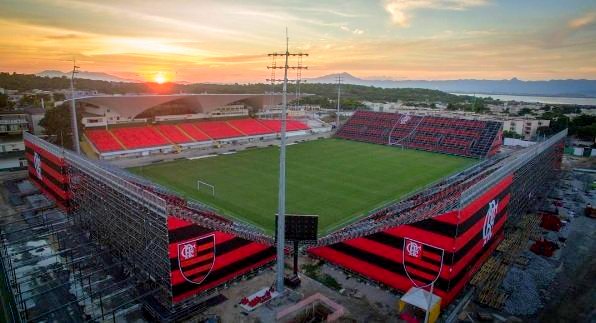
[409, 188, 509, 237]
[172, 247, 276, 296]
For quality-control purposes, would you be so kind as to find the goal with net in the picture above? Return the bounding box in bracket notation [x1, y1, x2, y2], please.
[197, 180, 216, 197]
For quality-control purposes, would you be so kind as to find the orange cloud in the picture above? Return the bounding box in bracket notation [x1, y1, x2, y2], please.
[568, 11, 596, 29]
[384, 0, 488, 27]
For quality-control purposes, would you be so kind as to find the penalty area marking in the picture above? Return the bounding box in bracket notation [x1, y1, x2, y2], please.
[187, 154, 217, 160]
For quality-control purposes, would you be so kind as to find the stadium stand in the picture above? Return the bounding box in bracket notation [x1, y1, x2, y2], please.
[156, 125, 193, 144]
[84, 118, 311, 155]
[258, 119, 310, 132]
[227, 119, 274, 136]
[178, 123, 211, 142]
[337, 111, 502, 158]
[194, 121, 245, 139]
[111, 126, 170, 149]
[85, 129, 124, 152]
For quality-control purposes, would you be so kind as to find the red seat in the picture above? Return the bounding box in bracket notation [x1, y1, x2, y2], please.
[156, 125, 192, 144]
[194, 121, 243, 139]
[258, 119, 309, 132]
[179, 123, 211, 141]
[85, 129, 123, 152]
[227, 119, 274, 136]
[111, 127, 169, 149]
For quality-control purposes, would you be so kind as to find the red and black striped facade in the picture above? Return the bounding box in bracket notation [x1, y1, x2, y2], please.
[24, 138, 70, 210]
[24, 134, 519, 308]
[168, 216, 276, 303]
[309, 175, 512, 306]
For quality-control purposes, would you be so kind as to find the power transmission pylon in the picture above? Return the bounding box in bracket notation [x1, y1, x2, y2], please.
[267, 30, 308, 294]
[336, 74, 343, 130]
[70, 60, 80, 154]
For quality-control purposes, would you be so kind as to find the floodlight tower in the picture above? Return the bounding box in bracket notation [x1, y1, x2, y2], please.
[336, 74, 343, 129]
[70, 60, 81, 154]
[267, 30, 308, 293]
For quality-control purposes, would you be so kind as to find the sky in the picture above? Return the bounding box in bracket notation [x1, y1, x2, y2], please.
[0, 0, 595, 83]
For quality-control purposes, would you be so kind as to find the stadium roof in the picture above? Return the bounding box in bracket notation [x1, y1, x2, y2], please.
[73, 93, 299, 119]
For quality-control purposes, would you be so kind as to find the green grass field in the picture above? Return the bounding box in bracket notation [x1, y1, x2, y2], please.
[130, 139, 476, 234]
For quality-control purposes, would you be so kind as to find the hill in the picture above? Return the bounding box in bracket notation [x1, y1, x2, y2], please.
[36, 70, 137, 83]
[0, 72, 472, 106]
[308, 73, 596, 98]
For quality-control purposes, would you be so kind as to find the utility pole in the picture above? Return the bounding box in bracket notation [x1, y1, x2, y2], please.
[336, 74, 343, 130]
[267, 29, 308, 294]
[70, 60, 80, 154]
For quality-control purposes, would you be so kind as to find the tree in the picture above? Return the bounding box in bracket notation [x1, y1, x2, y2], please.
[39, 104, 83, 150]
[569, 114, 596, 141]
[517, 107, 533, 116]
[0, 93, 7, 108]
[503, 130, 523, 139]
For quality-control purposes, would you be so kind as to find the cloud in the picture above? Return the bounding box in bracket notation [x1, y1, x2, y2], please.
[339, 26, 365, 35]
[568, 11, 596, 29]
[384, 0, 488, 27]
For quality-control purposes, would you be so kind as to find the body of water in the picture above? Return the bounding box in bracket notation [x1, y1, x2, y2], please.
[452, 93, 596, 106]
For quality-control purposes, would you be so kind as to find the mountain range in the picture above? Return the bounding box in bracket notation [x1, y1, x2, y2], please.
[35, 70, 596, 98]
[36, 70, 137, 83]
[308, 73, 596, 98]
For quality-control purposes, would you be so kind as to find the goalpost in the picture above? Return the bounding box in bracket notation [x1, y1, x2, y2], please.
[197, 180, 216, 197]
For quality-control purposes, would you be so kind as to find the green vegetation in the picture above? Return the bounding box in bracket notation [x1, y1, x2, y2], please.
[39, 104, 83, 150]
[540, 109, 596, 142]
[301, 262, 341, 290]
[0, 72, 475, 106]
[130, 139, 475, 234]
[503, 130, 523, 139]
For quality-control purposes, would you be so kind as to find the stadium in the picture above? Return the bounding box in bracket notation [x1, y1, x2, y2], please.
[0, 94, 565, 321]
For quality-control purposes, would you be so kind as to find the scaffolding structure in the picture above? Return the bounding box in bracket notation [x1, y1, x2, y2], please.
[1, 127, 566, 321]
[0, 132, 276, 322]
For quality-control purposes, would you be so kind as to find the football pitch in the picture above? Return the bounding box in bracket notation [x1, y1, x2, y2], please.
[130, 139, 476, 234]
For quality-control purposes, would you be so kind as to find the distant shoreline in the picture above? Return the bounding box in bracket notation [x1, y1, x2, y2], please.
[450, 92, 596, 99]
[451, 93, 596, 106]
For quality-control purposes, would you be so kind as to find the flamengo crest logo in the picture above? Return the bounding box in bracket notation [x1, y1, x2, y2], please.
[402, 238, 445, 288]
[33, 152, 42, 180]
[177, 234, 215, 285]
[482, 199, 499, 245]
[405, 240, 422, 258]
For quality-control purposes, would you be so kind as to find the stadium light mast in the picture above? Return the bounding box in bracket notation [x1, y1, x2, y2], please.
[70, 60, 81, 154]
[336, 74, 343, 130]
[267, 29, 308, 293]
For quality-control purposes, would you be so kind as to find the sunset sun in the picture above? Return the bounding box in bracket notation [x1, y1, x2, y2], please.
[154, 73, 167, 84]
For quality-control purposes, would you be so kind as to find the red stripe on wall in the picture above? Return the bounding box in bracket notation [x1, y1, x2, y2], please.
[28, 166, 69, 200]
[25, 152, 67, 183]
[170, 242, 269, 286]
[309, 245, 447, 296]
[385, 225, 457, 251]
[460, 175, 512, 221]
[447, 213, 507, 279]
[342, 237, 445, 278]
[24, 141, 65, 166]
[172, 255, 274, 303]
[442, 232, 504, 305]
[168, 232, 235, 259]
[453, 194, 510, 250]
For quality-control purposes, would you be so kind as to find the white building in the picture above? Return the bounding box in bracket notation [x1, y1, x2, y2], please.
[502, 119, 550, 140]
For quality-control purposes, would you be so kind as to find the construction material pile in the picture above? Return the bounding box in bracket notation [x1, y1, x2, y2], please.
[502, 267, 541, 315]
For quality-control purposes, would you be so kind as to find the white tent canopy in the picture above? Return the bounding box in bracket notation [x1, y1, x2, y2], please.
[400, 287, 441, 310]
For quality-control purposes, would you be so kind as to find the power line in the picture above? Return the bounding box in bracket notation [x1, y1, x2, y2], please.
[70, 59, 81, 154]
[266, 29, 308, 294]
[336, 74, 343, 129]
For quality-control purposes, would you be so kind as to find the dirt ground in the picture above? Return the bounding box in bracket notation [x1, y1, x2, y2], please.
[204, 264, 398, 323]
[537, 214, 596, 322]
